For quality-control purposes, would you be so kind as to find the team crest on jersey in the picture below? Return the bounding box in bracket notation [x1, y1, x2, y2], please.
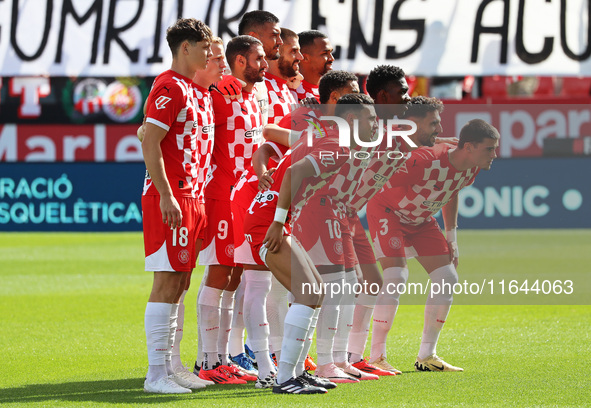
[155, 95, 172, 110]
[389, 237, 402, 249]
[225, 244, 235, 259]
[178, 249, 190, 264]
[333, 241, 343, 256]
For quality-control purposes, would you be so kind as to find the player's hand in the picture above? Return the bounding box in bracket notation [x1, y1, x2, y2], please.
[258, 168, 276, 190]
[435, 136, 459, 145]
[159, 195, 183, 229]
[300, 97, 319, 109]
[211, 75, 246, 99]
[286, 72, 304, 90]
[447, 240, 459, 268]
[263, 222, 284, 253]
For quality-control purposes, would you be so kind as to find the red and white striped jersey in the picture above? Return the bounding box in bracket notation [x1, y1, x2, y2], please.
[294, 79, 320, 102]
[231, 141, 290, 210]
[349, 127, 412, 212]
[291, 128, 350, 222]
[143, 70, 198, 198]
[372, 144, 479, 225]
[253, 81, 269, 126]
[246, 130, 348, 224]
[246, 151, 292, 221]
[193, 84, 215, 203]
[314, 144, 373, 215]
[204, 87, 263, 201]
[264, 72, 298, 125]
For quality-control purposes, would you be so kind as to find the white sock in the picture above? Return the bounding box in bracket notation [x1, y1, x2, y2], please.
[171, 290, 187, 372]
[229, 278, 246, 357]
[243, 270, 275, 377]
[217, 290, 235, 366]
[165, 303, 179, 375]
[316, 271, 345, 366]
[418, 264, 457, 359]
[348, 293, 377, 363]
[267, 275, 288, 361]
[145, 302, 173, 382]
[198, 285, 222, 370]
[370, 267, 408, 361]
[276, 304, 314, 384]
[333, 269, 358, 363]
[295, 307, 320, 376]
[195, 266, 209, 370]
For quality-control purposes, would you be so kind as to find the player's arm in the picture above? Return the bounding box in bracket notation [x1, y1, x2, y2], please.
[263, 157, 317, 252]
[142, 123, 182, 229]
[263, 124, 290, 146]
[252, 143, 279, 190]
[442, 195, 459, 268]
[435, 136, 459, 146]
[263, 123, 303, 147]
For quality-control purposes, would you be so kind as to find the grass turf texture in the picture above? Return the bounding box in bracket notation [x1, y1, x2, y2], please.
[0, 230, 589, 407]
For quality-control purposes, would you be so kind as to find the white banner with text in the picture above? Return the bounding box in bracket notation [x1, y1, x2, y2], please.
[1, 0, 591, 77]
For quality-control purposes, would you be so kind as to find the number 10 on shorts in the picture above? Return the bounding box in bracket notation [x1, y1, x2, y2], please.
[171, 227, 189, 247]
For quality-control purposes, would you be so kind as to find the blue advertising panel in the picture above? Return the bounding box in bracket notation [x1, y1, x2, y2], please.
[354, 158, 591, 230]
[440, 158, 591, 228]
[0, 163, 145, 231]
[1, 159, 589, 231]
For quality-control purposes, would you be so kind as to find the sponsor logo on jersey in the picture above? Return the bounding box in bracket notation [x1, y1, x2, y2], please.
[422, 199, 445, 211]
[225, 244, 235, 259]
[244, 127, 263, 139]
[178, 249, 190, 264]
[202, 125, 213, 134]
[373, 173, 388, 183]
[155, 95, 172, 110]
[254, 191, 279, 204]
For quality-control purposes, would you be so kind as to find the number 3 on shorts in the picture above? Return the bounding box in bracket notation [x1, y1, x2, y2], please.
[172, 227, 189, 247]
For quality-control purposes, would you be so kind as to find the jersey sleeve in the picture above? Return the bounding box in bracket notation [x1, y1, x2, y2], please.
[265, 141, 290, 160]
[145, 81, 185, 131]
[386, 148, 432, 188]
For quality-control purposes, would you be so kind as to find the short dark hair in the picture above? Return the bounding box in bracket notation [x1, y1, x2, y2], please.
[335, 93, 374, 117]
[280, 27, 298, 42]
[225, 35, 262, 70]
[458, 119, 500, 148]
[365, 65, 406, 100]
[297, 30, 328, 52]
[403, 96, 444, 119]
[318, 70, 358, 104]
[166, 18, 213, 55]
[238, 10, 280, 35]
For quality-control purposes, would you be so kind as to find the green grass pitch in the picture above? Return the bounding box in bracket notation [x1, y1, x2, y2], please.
[0, 230, 589, 407]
